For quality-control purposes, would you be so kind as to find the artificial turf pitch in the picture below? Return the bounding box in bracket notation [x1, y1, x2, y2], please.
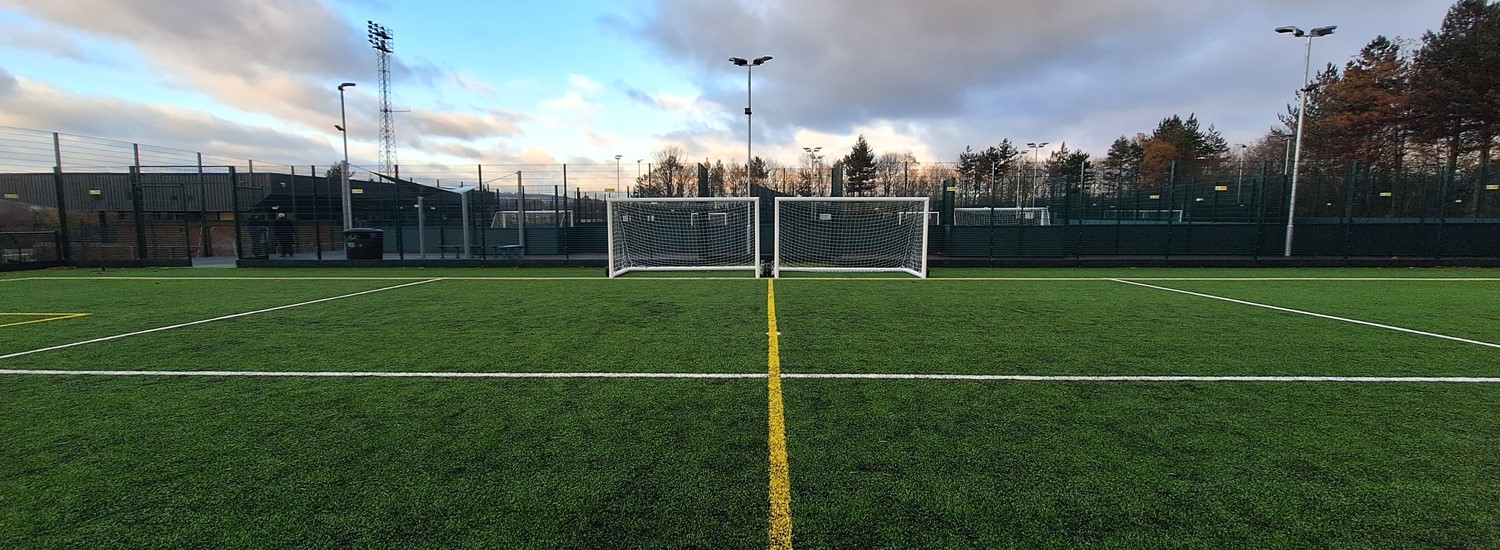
[1, 267, 1496, 548]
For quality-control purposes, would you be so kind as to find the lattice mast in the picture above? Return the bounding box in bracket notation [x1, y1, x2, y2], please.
[367, 21, 396, 176]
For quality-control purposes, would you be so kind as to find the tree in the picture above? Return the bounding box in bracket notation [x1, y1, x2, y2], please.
[708, 160, 728, 196]
[841, 135, 877, 196]
[635, 145, 690, 197]
[1102, 135, 1145, 188]
[1147, 114, 1230, 179]
[956, 140, 1021, 203]
[1410, 0, 1500, 180]
[1045, 143, 1091, 182]
[1306, 36, 1412, 175]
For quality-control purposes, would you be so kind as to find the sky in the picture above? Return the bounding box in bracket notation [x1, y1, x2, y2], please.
[0, 0, 1460, 190]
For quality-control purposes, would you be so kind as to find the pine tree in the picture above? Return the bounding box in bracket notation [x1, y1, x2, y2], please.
[842, 135, 877, 196]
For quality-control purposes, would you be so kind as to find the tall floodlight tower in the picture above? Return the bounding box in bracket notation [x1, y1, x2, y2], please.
[367, 21, 396, 176]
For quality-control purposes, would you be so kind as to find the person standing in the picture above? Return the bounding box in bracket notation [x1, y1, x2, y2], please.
[272, 212, 296, 257]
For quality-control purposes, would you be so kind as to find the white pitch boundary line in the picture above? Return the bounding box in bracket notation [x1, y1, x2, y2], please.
[1112, 279, 1500, 350]
[784, 373, 1500, 383]
[0, 369, 765, 379]
[0, 279, 443, 361]
[16, 275, 1500, 282]
[0, 369, 1495, 383]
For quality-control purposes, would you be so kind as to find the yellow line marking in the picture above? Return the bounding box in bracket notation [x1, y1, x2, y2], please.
[0, 313, 90, 329]
[766, 279, 794, 549]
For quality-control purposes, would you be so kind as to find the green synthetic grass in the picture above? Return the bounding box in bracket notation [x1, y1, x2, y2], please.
[0, 279, 767, 373]
[1, 267, 1497, 548]
[785, 381, 1499, 548]
[1143, 280, 1500, 344]
[0, 377, 767, 549]
[0, 279, 404, 354]
[774, 279, 1499, 377]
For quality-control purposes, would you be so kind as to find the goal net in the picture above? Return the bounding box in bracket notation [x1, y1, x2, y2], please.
[953, 207, 1052, 226]
[774, 197, 929, 278]
[490, 210, 574, 228]
[607, 197, 760, 278]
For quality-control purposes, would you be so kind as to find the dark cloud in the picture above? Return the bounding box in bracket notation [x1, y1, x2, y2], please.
[0, 66, 16, 97]
[635, 0, 1453, 156]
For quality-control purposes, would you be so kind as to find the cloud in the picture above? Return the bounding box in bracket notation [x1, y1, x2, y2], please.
[633, 0, 1454, 156]
[405, 109, 528, 141]
[0, 66, 16, 97]
[0, 0, 430, 131]
[0, 74, 336, 166]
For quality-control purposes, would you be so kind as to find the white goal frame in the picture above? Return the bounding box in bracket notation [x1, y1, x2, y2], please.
[774, 197, 929, 278]
[953, 207, 1052, 226]
[606, 197, 761, 278]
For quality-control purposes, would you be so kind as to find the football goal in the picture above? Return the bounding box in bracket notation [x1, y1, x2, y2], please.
[953, 207, 1052, 226]
[606, 197, 760, 278]
[774, 197, 929, 278]
[490, 210, 574, 228]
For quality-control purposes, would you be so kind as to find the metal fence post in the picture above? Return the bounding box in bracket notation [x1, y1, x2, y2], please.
[51, 166, 71, 262]
[230, 167, 243, 260]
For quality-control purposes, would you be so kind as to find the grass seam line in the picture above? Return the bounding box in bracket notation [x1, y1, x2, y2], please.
[1112, 278, 1500, 350]
[766, 279, 794, 550]
[0, 279, 443, 361]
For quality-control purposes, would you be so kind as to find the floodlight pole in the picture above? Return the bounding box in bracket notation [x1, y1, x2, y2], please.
[614, 155, 622, 193]
[731, 56, 772, 190]
[337, 82, 356, 230]
[1278, 25, 1335, 256]
[1026, 142, 1048, 207]
[1236, 144, 1247, 203]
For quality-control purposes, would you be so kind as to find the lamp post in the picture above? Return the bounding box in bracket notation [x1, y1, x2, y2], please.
[614, 154, 622, 195]
[1235, 143, 1247, 203]
[803, 146, 822, 195]
[1026, 142, 1048, 207]
[1276, 24, 1336, 256]
[730, 56, 772, 189]
[336, 82, 356, 230]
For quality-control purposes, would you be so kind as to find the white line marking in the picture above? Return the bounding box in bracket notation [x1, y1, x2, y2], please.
[1112, 279, 1500, 350]
[783, 373, 1500, 382]
[16, 276, 1500, 282]
[0, 369, 1494, 383]
[0, 279, 443, 360]
[0, 369, 765, 379]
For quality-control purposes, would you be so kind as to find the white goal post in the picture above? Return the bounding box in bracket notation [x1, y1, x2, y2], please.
[953, 207, 1052, 226]
[606, 197, 760, 278]
[774, 197, 929, 278]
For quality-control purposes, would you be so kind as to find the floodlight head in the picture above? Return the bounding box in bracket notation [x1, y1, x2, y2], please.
[1310, 26, 1336, 37]
[1275, 26, 1304, 37]
[752, 56, 773, 65]
[334, 125, 345, 131]
[615, 154, 622, 160]
[729, 57, 748, 66]
[338, 82, 356, 90]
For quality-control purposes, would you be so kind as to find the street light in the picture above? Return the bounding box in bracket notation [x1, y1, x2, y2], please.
[803, 146, 822, 194]
[730, 56, 772, 189]
[614, 154, 622, 194]
[1276, 24, 1336, 256]
[1026, 142, 1048, 207]
[1235, 143, 1247, 203]
[336, 82, 356, 230]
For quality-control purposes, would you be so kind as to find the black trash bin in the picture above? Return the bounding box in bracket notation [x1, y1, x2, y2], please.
[344, 228, 384, 260]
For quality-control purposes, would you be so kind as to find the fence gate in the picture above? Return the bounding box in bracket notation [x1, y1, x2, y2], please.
[135, 182, 192, 261]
